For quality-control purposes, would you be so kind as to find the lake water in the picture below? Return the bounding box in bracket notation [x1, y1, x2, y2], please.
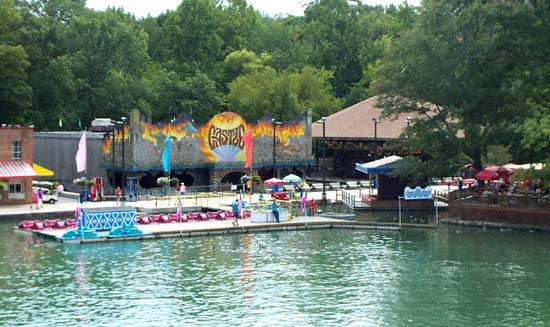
[1, 211, 549, 326]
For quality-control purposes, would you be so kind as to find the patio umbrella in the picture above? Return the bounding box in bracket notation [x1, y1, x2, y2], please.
[496, 167, 512, 177]
[485, 165, 500, 173]
[264, 178, 283, 185]
[474, 170, 499, 181]
[240, 174, 250, 182]
[282, 174, 302, 183]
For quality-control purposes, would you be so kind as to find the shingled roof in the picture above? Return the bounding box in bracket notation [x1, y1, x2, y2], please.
[312, 96, 420, 140]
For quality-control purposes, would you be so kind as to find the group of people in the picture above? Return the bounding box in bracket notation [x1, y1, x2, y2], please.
[232, 196, 280, 226]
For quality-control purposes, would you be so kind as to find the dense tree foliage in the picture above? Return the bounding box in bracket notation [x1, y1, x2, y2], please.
[1, 0, 548, 171]
[373, 0, 549, 180]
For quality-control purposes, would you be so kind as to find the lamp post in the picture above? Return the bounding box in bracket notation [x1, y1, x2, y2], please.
[372, 118, 379, 160]
[120, 116, 127, 203]
[271, 118, 282, 178]
[405, 116, 412, 154]
[314, 117, 327, 203]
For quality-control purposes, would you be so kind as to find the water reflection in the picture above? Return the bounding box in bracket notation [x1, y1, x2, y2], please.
[2, 222, 550, 326]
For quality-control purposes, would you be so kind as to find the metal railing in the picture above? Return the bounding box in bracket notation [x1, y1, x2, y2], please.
[451, 189, 550, 210]
[341, 189, 356, 209]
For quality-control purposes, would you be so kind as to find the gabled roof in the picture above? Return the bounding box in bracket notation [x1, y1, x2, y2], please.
[355, 155, 402, 175]
[312, 96, 420, 140]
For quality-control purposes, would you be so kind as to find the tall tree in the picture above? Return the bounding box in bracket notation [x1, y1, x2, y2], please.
[373, 0, 537, 176]
[0, 0, 32, 124]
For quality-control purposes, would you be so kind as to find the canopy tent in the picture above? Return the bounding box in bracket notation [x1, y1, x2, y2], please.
[282, 174, 302, 183]
[32, 163, 54, 177]
[264, 178, 283, 185]
[355, 155, 402, 175]
[0, 160, 37, 179]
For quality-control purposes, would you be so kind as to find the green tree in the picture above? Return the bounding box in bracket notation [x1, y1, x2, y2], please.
[227, 66, 341, 122]
[373, 0, 537, 178]
[66, 8, 151, 125]
[0, 0, 32, 123]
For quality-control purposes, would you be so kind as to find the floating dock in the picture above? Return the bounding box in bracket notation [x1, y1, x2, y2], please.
[28, 216, 436, 244]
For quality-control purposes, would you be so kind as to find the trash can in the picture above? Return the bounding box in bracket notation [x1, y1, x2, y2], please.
[79, 191, 89, 202]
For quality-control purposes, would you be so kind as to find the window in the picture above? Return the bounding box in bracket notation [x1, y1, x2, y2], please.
[8, 183, 24, 200]
[11, 141, 22, 159]
[9, 184, 22, 193]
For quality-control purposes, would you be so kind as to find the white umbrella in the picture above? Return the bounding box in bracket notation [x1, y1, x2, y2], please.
[282, 174, 302, 183]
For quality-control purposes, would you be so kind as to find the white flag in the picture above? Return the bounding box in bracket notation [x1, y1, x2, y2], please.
[76, 131, 86, 173]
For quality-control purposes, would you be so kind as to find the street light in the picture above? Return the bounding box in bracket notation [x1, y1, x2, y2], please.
[271, 118, 282, 178]
[406, 116, 412, 127]
[372, 118, 379, 160]
[405, 116, 412, 154]
[120, 117, 127, 202]
[320, 117, 327, 203]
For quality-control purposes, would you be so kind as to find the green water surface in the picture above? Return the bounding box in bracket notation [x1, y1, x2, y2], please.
[1, 215, 549, 326]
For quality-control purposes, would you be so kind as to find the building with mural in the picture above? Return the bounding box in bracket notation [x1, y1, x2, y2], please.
[102, 110, 312, 190]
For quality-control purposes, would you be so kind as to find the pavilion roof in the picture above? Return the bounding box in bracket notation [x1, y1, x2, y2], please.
[311, 96, 421, 140]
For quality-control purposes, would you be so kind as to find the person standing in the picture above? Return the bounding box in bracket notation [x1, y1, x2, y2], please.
[115, 186, 121, 206]
[37, 189, 43, 209]
[271, 199, 280, 223]
[231, 198, 239, 227]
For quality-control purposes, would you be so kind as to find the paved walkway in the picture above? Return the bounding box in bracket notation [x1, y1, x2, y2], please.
[1, 185, 455, 219]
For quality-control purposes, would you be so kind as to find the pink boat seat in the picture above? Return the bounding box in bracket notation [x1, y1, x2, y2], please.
[33, 221, 45, 230]
[188, 212, 200, 220]
[65, 219, 77, 227]
[43, 219, 57, 229]
[140, 216, 151, 224]
[217, 212, 227, 220]
[149, 215, 161, 223]
[198, 212, 208, 220]
[19, 220, 35, 230]
[207, 211, 219, 219]
[54, 220, 66, 229]
[159, 215, 171, 223]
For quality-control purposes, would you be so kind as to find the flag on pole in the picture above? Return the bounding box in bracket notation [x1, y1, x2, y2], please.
[238, 190, 243, 218]
[243, 130, 253, 169]
[75, 131, 86, 173]
[300, 192, 307, 214]
[162, 133, 171, 172]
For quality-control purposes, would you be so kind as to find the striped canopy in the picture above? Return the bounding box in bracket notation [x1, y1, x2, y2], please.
[0, 160, 37, 179]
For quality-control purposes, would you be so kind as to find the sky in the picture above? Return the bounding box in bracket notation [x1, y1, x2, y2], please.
[86, 0, 421, 18]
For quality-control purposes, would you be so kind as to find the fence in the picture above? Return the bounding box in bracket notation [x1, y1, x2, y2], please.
[341, 189, 356, 209]
[136, 184, 245, 207]
[451, 189, 550, 210]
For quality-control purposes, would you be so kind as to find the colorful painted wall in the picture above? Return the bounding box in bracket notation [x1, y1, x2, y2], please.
[103, 111, 311, 171]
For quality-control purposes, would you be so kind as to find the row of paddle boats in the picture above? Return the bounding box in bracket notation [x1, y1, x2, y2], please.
[18, 218, 77, 231]
[136, 210, 251, 225]
[17, 210, 253, 231]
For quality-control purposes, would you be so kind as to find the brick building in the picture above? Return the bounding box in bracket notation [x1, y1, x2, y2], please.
[0, 125, 36, 205]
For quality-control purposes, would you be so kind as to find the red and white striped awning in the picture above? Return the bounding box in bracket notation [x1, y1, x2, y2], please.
[0, 160, 37, 179]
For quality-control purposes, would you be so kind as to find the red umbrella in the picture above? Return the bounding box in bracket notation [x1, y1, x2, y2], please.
[485, 165, 500, 173]
[474, 170, 499, 181]
[264, 178, 283, 185]
[496, 166, 512, 176]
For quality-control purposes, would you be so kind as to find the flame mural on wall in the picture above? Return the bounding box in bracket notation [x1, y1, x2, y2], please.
[102, 112, 305, 165]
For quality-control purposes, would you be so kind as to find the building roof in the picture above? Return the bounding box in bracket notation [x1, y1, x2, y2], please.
[355, 155, 402, 175]
[312, 96, 420, 140]
[0, 160, 37, 179]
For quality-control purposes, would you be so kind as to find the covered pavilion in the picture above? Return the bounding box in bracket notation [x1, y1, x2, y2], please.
[311, 96, 421, 178]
